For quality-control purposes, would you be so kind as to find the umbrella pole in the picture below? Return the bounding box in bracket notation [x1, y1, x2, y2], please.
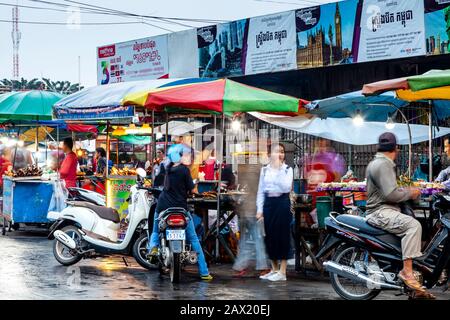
[165, 112, 169, 152]
[106, 121, 110, 179]
[35, 117, 39, 168]
[152, 110, 156, 181]
[57, 125, 59, 175]
[215, 113, 225, 261]
[429, 101, 433, 182]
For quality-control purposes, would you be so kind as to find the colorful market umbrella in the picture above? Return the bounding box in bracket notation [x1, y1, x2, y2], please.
[0, 90, 65, 120]
[20, 126, 54, 142]
[362, 69, 450, 96]
[53, 78, 212, 120]
[114, 135, 151, 145]
[121, 79, 303, 115]
[362, 69, 450, 180]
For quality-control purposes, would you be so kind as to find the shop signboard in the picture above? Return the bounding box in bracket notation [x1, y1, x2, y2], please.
[97, 35, 169, 85]
[355, 0, 426, 62]
[244, 11, 297, 75]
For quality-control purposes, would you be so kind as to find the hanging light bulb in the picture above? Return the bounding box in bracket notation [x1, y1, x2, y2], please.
[352, 110, 364, 127]
[385, 114, 396, 130]
[231, 119, 241, 131]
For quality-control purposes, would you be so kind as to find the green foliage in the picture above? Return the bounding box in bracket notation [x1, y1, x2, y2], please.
[0, 78, 83, 93]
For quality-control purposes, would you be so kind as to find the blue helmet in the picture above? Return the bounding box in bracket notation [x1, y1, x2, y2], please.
[167, 144, 185, 163]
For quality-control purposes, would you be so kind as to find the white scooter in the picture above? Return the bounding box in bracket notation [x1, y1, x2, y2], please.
[47, 168, 161, 270]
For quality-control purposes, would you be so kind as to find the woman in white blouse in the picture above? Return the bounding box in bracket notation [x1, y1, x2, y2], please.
[257, 143, 293, 282]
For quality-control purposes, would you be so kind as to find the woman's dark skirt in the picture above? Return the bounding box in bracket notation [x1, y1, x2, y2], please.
[263, 193, 293, 260]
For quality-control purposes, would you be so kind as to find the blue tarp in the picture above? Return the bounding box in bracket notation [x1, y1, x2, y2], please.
[306, 90, 408, 121]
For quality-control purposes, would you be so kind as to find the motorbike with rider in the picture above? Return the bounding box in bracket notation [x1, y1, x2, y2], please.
[147, 143, 213, 282]
[317, 133, 447, 299]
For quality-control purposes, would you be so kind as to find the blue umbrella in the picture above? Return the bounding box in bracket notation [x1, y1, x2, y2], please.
[306, 90, 408, 122]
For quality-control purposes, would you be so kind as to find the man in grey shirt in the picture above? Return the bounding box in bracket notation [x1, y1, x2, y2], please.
[366, 132, 432, 296]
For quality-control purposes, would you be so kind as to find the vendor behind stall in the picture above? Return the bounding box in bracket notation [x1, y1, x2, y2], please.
[59, 137, 77, 188]
[95, 147, 107, 176]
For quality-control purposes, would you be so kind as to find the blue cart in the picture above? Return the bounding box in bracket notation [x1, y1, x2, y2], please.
[2, 176, 54, 233]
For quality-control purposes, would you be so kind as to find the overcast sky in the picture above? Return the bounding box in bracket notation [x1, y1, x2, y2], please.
[0, 0, 336, 87]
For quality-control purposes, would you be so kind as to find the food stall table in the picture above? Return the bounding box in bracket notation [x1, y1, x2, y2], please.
[1, 176, 55, 231]
[293, 202, 325, 273]
[188, 192, 246, 262]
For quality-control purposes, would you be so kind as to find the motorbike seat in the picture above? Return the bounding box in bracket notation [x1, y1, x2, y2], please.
[71, 201, 120, 223]
[336, 214, 386, 235]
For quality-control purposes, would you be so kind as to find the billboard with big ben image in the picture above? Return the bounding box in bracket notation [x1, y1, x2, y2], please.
[295, 0, 359, 69]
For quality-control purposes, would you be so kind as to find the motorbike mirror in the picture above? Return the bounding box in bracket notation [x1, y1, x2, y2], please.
[136, 168, 147, 178]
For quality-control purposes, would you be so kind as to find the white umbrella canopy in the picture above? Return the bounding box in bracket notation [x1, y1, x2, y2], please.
[250, 112, 450, 145]
[154, 120, 208, 136]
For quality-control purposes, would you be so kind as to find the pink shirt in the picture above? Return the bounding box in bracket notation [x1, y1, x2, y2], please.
[59, 151, 78, 188]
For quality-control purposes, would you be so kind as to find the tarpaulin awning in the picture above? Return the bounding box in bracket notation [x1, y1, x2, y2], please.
[250, 112, 450, 145]
[53, 78, 211, 120]
[306, 90, 408, 122]
[5, 120, 98, 133]
[122, 79, 304, 115]
[0, 91, 65, 120]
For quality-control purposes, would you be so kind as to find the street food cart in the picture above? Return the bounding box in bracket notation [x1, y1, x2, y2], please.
[2, 176, 58, 233]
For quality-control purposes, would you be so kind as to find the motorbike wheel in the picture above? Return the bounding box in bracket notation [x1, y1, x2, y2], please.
[329, 244, 381, 300]
[170, 252, 181, 283]
[53, 225, 83, 266]
[132, 233, 158, 270]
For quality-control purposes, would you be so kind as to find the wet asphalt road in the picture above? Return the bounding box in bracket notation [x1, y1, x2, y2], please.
[0, 230, 448, 300]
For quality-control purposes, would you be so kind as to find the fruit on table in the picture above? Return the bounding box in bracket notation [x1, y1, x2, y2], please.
[111, 166, 137, 176]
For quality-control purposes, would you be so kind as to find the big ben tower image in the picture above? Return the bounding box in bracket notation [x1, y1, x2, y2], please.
[335, 2, 342, 52]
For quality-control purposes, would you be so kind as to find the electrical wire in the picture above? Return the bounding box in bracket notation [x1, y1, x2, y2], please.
[0, 19, 160, 25]
[63, 0, 196, 28]
[0, 0, 182, 31]
[253, 0, 327, 5]
[27, 0, 228, 23]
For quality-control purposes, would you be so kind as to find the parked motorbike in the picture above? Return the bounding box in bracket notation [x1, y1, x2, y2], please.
[316, 193, 450, 300]
[154, 207, 198, 283]
[47, 168, 160, 270]
[66, 187, 106, 206]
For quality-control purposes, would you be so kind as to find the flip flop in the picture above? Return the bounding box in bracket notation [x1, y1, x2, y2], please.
[398, 271, 425, 292]
[409, 290, 436, 300]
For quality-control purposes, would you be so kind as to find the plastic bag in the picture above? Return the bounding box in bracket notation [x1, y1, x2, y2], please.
[48, 179, 68, 213]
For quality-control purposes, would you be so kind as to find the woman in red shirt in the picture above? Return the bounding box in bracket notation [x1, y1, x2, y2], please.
[59, 137, 78, 188]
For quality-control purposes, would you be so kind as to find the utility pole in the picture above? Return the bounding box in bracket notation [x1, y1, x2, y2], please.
[12, 0, 21, 81]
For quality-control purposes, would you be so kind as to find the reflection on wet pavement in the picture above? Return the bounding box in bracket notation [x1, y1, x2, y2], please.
[0, 231, 447, 300]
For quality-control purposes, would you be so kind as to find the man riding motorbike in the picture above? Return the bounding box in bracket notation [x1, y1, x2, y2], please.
[147, 143, 213, 281]
[365, 132, 434, 298]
